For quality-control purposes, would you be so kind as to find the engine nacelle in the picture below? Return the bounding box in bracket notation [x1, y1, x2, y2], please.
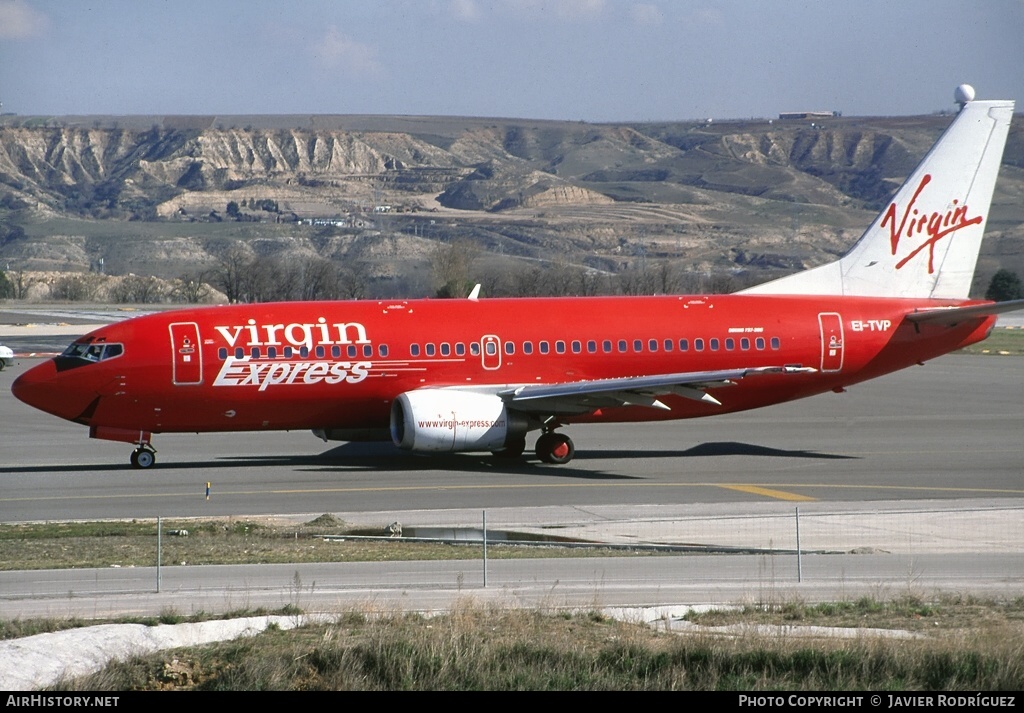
[390, 390, 530, 453]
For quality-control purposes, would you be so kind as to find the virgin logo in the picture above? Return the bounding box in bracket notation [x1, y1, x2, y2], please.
[881, 174, 982, 273]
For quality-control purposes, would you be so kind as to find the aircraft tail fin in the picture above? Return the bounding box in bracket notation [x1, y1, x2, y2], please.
[741, 89, 1014, 299]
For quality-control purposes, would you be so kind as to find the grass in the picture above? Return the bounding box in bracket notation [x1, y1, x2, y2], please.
[959, 327, 1024, 355]
[0, 515, 649, 571]
[37, 601, 1024, 690]
[6, 515, 1024, 690]
[682, 594, 1024, 632]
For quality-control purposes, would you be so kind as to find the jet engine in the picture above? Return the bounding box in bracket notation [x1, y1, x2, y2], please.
[390, 390, 531, 453]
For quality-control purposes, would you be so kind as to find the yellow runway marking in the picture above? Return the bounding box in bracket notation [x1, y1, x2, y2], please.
[718, 484, 817, 501]
[5, 482, 1024, 506]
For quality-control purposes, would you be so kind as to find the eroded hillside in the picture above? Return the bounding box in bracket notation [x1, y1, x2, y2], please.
[1, 112, 1021, 298]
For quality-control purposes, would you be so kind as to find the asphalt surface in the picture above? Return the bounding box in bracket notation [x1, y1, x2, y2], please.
[1, 351, 1022, 520]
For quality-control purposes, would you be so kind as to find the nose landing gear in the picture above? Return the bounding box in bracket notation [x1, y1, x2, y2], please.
[130, 444, 157, 469]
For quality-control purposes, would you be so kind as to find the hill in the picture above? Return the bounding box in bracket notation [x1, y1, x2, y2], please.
[1, 111, 1022, 300]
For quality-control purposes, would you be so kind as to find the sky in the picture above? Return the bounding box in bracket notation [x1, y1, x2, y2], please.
[0, 0, 1022, 122]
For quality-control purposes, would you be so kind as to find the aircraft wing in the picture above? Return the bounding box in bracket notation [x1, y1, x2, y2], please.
[496, 365, 815, 414]
[904, 298, 1024, 326]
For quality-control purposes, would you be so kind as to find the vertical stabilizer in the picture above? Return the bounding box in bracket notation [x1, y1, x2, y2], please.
[741, 91, 1014, 299]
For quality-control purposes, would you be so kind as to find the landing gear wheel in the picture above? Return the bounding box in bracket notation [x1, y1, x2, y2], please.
[535, 432, 575, 465]
[492, 436, 527, 459]
[130, 447, 156, 469]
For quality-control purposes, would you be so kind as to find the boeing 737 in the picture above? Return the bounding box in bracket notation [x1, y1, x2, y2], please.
[11, 87, 1023, 469]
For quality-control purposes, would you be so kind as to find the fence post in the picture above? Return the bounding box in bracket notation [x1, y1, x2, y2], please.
[795, 506, 802, 583]
[157, 517, 162, 593]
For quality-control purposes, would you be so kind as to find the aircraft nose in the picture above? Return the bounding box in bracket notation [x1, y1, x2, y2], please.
[12, 360, 94, 421]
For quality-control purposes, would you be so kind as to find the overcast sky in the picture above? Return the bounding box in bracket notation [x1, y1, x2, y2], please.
[1, 0, 1021, 121]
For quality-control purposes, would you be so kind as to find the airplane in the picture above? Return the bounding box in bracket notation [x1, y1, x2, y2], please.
[11, 86, 1024, 469]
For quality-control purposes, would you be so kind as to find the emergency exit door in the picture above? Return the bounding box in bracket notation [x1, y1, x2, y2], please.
[170, 322, 203, 385]
[818, 312, 844, 373]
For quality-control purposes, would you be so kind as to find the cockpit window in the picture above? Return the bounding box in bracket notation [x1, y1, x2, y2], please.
[61, 342, 124, 362]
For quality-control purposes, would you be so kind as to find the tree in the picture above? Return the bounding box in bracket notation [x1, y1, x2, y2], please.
[210, 242, 252, 303]
[111, 274, 164, 304]
[0, 271, 14, 299]
[431, 239, 478, 298]
[985, 269, 1023, 302]
[171, 272, 212, 304]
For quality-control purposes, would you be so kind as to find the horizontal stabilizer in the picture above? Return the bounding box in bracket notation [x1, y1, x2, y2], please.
[905, 298, 1024, 326]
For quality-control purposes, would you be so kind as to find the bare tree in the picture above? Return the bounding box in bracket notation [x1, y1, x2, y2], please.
[431, 238, 478, 298]
[170, 272, 213, 303]
[111, 275, 165, 304]
[210, 242, 252, 303]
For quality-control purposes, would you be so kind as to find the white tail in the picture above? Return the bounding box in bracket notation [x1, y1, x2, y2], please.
[742, 92, 1014, 299]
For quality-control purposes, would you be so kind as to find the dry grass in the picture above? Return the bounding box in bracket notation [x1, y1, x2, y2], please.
[0, 516, 649, 571]
[46, 602, 1024, 690]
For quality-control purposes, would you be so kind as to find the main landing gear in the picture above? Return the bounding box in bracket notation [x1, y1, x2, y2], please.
[535, 431, 575, 465]
[130, 444, 157, 469]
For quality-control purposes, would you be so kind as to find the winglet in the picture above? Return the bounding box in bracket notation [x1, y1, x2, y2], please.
[467, 284, 481, 301]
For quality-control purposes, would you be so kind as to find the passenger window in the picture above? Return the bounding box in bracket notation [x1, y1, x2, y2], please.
[426, 344, 436, 357]
[571, 341, 581, 354]
[471, 342, 480, 356]
[347, 345, 357, 358]
[633, 339, 643, 352]
[267, 346, 278, 359]
[603, 340, 612, 353]
[618, 340, 627, 353]
[756, 337, 765, 350]
[504, 341, 515, 355]
[523, 341, 533, 355]
[330, 346, 339, 358]
[250, 347, 261, 359]
[440, 343, 451, 356]
[555, 341, 566, 354]
[771, 337, 781, 350]
[218, 347, 228, 360]
[235, 347, 245, 359]
[379, 344, 389, 357]
[285, 346, 294, 358]
[300, 346, 310, 358]
[587, 340, 597, 353]
[485, 341, 497, 356]
[315, 346, 326, 358]
[694, 339, 704, 352]
[648, 339, 658, 352]
[663, 339, 673, 352]
[709, 339, 719, 351]
[740, 338, 750, 351]
[410, 344, 420, 357]
[540, 341, 550, 355]
[725, 338, 735, 350]
[455, 343, 465, 356]
[678, 339, 689, 351]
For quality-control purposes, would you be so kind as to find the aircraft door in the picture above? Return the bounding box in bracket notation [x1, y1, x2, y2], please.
[170, 322, 203, 385]
[481, 335, 501, 370]
[818, 312, 844, 373]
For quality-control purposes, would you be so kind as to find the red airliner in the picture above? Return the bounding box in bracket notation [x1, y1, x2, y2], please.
[12, 89, 1023, 469]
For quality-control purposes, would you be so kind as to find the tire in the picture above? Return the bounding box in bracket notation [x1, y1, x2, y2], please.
[131, 448, 156, 469]
[536, 432, 575, 465]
